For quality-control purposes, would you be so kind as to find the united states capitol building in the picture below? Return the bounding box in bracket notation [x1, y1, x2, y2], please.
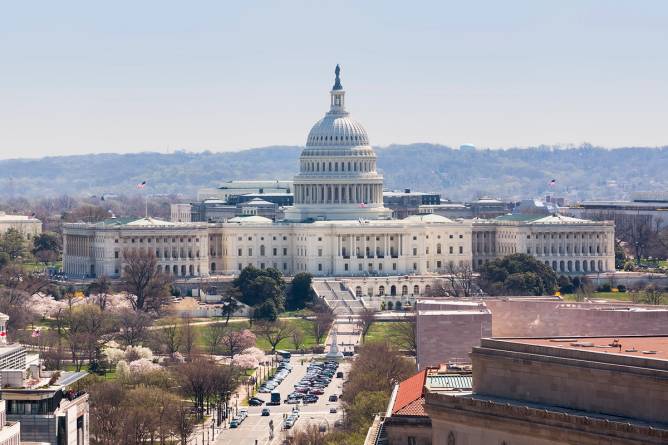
[63, 67, 614, 279]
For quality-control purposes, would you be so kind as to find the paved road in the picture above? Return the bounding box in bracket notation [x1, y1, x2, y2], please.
[214, 356, 350, 445]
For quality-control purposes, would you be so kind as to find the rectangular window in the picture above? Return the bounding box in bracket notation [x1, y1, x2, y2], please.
[392, 263, 397, 270]
[358, 264, 363, 271]
[344, 263, 349, 271]
[283, 262, 287, 270]
[412, 248, 417, 255]
[114, 251, 119, 258]
[318, 248, 323, 257]
[378, 263, 383, 271]
[459, 246, 463, 254]
[248, 248, 252, 256]
[318, 264, 322, 271]
[273, 248, 277, 256]
[260, 263, 265, 269]
[437, 260, 441, 268]
[238, 263, 242, 271]
[413, 263, 417, 270]
[238, 248, 242, 256]
[283, 248, 288, 255]
[449, 246, 453, 254]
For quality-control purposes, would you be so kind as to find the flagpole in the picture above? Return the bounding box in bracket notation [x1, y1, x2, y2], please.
[145, 193, 148, 219]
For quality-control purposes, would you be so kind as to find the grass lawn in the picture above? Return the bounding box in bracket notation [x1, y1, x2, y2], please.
[365, 321, 408, 348]
[192, 318, 319, 353]
[562, 291, 635, 302]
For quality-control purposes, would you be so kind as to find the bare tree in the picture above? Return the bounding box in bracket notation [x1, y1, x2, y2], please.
[180, 313, 197, 357]
[255, 320, 295, 352]
[358, 307, 376, 341]
[121, 249, 172, 313]
[312, 304, 334, 345]
[174, 358, 216, 421]
[87, 274, 113, 311]
[117, 309, 152, 346]
[446, 263, 475, 298]
[392, 318, 417, 356]
[204, 322, 226, 356]
[642, 284, 665, 305]
[291, 327, 305, 352]
[65, 303, 117, 371]
[424, 279, 448, 297]
[155, 317, 182, 355]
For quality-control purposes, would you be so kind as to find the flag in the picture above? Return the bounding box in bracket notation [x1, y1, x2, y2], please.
[136, 180, 147, 189]
[32, 329, 41, 338]
[549, 179, 556, 187]
[0, 331, 6, 337]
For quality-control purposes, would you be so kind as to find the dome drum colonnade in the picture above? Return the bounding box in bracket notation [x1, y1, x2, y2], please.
[285, 65, 390, 221]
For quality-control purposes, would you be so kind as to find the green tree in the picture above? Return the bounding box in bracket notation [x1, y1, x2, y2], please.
[480, 253, 558, 296]
[32, 231, 61, 254]
[287, 272, 313, 310]
[0, 228, 26, 260]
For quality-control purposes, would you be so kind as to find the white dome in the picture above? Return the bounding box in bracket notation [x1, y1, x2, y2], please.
[306, 114, 369, 147]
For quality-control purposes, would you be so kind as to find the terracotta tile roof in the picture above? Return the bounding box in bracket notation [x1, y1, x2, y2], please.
[391, 369, 427, 415]
[395, 397, 427, 416]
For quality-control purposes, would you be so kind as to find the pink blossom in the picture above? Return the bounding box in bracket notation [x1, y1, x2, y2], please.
[232, 353, 259, 369]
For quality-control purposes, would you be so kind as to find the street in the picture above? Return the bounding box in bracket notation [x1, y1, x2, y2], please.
[213, 356, 351, 445]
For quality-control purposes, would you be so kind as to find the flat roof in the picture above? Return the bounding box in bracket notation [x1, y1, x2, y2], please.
[504, 336, 668, 361]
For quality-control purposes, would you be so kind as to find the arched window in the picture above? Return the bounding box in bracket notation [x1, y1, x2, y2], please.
[447, 431, 456, 445]
[211, 262, 216, 272]
[378, 285, 385, 296]
[390, 285, 397, 296]
[355, 286, 362, 297]
[413, 285, 419, 294]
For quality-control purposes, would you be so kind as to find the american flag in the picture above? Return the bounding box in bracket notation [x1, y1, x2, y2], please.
[136, 180, 147, 189]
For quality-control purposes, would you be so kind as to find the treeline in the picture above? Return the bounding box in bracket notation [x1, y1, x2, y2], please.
[1, 144, 667, 200]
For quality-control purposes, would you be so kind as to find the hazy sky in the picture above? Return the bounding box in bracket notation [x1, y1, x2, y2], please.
[1, 1, 667, 159]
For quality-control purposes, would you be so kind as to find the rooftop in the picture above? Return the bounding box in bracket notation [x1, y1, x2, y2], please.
[389, 365, 473, 417]
[504, 336, 668, 361]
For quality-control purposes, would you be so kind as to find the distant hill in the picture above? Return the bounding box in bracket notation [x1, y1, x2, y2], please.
[1, 144, 666, 201]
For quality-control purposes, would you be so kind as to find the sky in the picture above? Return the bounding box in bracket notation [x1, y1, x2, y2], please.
[1, 1, 667, 159]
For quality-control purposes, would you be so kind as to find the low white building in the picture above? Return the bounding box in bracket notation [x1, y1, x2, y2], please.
[0, 212, 42, 239]
[472, 214, 615, 273]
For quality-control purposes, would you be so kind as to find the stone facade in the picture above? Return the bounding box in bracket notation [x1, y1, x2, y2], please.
[0, 212, 42, 239]
[472, 214, 615, 274]
[415, 297, 668, 370]
[425, 337, 668, 445]
[416, 300, 492, 369]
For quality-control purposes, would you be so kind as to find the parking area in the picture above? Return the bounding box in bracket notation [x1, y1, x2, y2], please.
[215, 355, 350, 445]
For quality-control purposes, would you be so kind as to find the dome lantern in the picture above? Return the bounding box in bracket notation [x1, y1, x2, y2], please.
[330, 64, 346, 114]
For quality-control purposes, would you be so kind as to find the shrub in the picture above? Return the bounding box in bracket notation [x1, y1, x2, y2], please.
[597, 283, 612, 292]
[617, 284, 627, 292]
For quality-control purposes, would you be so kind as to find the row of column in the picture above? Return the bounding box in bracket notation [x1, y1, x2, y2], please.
[295, 183, 382, 205]
[336, 234, 403, 258]
[66, 235, 92, 257]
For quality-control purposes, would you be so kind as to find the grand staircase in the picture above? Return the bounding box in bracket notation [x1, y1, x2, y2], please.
[312, 279, 365, 315]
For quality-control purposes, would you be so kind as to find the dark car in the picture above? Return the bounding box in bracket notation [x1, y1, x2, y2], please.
[248, 397, 265, 406]
[261, 408, 270, 416]
[328, 394, 338, 402]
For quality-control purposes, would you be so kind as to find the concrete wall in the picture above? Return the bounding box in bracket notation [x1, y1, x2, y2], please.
[416, 302, 492, 369]
[471, 340, 668, 425]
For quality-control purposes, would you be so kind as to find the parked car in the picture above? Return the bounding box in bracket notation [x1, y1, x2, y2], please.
[249, 397, 265, 406]
[328, 395, 338, 402]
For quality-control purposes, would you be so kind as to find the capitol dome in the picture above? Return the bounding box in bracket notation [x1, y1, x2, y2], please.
[306, 115, 369, 147]
[284, 65, 392, 222]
